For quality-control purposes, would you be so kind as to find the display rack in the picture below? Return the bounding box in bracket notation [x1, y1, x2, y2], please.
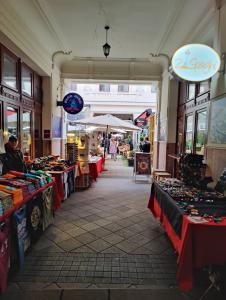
[76, 134, 90, 189]
[65, 142, 78, 163]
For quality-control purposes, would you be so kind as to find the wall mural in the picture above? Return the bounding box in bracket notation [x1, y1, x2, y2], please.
[209, 96, 226, 144]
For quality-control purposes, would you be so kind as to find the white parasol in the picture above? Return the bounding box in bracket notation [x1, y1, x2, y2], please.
[71, 114, 140, 158]
[71, 114, 140, 131]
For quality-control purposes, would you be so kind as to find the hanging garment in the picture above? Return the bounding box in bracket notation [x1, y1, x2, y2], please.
[63, 172, 68, 200]
[13, 205, 30, 268]
[0, 219, 10, 292]
[68, 169, 75, 195]
[26, 195, 43, 243]
[42, 187, 54, 231]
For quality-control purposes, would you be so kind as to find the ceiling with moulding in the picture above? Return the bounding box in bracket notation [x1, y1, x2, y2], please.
[41, 0, 215, 57]
[0, 0, 216, 77]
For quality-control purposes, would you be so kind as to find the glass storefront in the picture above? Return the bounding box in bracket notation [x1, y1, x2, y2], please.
[7, 106, 18, 137]
[22, 111, 32, 155]
[2, 53, 17, 90]
[185, 115, 193, 153]
[195, 110, 207, 155]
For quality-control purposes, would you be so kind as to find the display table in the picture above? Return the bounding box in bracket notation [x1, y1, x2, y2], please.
[148, 182, 226, 291]
[47, 165, 76, 202]
[0, 178, 59, 222]
[0, 178, 60, 292]
[89, 157, 104, 181]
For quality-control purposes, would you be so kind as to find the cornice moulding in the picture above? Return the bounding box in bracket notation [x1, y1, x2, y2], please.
[0, 1, 52, 75]
[156, 0, 186, 54]
[183, 6, 216, 44]
[61, 72, 161, 81]
[31, 0, 68, 49]
[71, 57, 153, 63]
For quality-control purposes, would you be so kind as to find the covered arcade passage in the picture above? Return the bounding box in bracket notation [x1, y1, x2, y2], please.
[1, 0, 226, 299]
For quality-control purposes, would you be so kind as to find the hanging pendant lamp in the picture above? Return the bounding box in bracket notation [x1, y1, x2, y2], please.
[103, 25, 111, 58]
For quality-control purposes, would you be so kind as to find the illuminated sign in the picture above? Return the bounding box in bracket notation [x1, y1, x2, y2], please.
[171, 44, 221, 82]
[62, 93, 84, 115]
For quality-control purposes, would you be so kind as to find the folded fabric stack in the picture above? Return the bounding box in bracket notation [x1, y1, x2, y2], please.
[34, 170, 52, 183]
[3, 173, 16, 179]
[12, 179, 36, 194]
[0, 191, 13, 213]
[24, 176, 40, 190]
[0, 173, 40, 195]
[9, 171, 52, 189]
[7, 180, 30, 198]
[0, 170, 53, 210]
[0, 178, 14, 186]
[0, 185, 23, 205]
[0, 202, 3, 216]
[29, 171, 48, 187]
[8, 171, 25, 177]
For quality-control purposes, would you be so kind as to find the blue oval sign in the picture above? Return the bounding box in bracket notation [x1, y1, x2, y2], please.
[62, 93, 84, 114]
[171, 44, 221, 82]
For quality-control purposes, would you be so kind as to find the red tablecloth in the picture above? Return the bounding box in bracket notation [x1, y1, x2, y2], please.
[48, 165, 76, 203]
[148, 193, 226, 291]
[89, 158, 104, 181]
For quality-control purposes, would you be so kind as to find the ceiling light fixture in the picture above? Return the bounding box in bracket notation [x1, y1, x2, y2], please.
[103, 25, 111, 58]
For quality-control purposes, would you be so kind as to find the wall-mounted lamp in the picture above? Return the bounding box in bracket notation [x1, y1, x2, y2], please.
[103, 25, 111, 58]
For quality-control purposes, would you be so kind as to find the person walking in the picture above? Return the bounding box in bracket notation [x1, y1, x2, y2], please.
[139, 137, 144, 151]
[109, 137, 117, 161]
[142, 136, 151, 153]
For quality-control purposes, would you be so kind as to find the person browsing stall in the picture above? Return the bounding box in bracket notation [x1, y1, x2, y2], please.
[2, 136, 27, 174]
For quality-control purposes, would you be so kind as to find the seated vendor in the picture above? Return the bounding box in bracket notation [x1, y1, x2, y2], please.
[1, 135, 27, 174]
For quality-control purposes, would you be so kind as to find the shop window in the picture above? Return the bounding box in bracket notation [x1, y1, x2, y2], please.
[136, 85, 145, 93]
[22, 65, 32, 97]
[2, 52, 18, 90]
[187, 84, 196, 100]
[151, 83, 158, 93]
[84, 85, 92, 92]
[118, 84, 129, 93]
[195, 110, 207, 155]
[22, 111, 31, 155]
[185, 115, 193, 153]
[34, 108, 42, 158]
[99, 84, 110, 92]
[198, 81, 209, 95]
[7, 106, 18, 137]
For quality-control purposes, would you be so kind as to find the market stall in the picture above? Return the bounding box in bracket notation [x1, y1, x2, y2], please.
[148, 178, 226, 291]
[47, 165, 76, 202]
[89, 156, 104, 181]
[0, 170, 60, 292]
[31, 156, 77, 203]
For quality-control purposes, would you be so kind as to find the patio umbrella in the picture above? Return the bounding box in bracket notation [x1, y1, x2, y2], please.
[71, 114, 140, 131]
[71, 114, 140, 159]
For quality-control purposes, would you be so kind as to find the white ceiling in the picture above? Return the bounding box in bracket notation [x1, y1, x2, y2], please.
[45, 0, 215, 58]
[0, 0, 216, 75]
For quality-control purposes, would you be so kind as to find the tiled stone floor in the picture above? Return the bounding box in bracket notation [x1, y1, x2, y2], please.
[5, 158, 226, 299]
